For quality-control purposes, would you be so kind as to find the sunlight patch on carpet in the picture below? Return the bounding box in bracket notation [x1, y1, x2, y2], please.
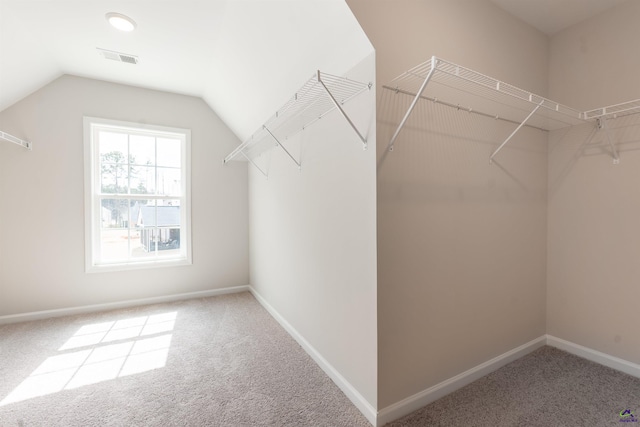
[0, 312, 177, 406]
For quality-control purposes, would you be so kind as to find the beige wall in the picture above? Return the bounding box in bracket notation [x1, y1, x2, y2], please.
[547, 0, 640, 364]
[0, 75, 249, 316]
[249, 53, 378, 410]
[548, 0, 640, 111]
[348, 0, 549, 408]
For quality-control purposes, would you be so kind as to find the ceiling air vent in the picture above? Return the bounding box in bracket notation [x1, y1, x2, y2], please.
[97, 48, 139, 65]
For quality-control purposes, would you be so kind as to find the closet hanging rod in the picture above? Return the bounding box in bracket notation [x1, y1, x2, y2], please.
[0, 131, 31, 150]
[382, 85, 547, 133]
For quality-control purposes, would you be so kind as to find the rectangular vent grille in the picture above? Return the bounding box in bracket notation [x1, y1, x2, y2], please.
[97, 48, 139, 65]
[119, 54, 138, 64]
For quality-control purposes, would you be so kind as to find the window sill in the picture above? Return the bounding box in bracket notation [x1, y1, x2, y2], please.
[86, 257, 192, 274]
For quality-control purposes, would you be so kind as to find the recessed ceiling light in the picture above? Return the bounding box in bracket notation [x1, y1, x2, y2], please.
[106, 12, 136, 32]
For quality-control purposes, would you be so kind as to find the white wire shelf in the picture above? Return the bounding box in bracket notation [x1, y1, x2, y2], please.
[224, 70, 371, 171]
[1, 130, 31, 150]
[383, 55, 640, 164]
[389, 56, 586, 130]
[383, 56, 640, 164]
[583, 99, 640, 120]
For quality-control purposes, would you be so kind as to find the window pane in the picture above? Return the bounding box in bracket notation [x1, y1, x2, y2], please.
[100, 131, 130, 194]
[101, 162, 129, 194]
[130, 200, 155, 260]
[100, 228, 130, 263]
[100, 198, 130, 263]
[101, 199, 130, 228]
[99, 132, 127, 160]
[131, 200, 157, 258]
[129, 135, 155, 166]
[157, 200, 181, 255]
[157, 138, 181, 168]
[156, 167, 181, 196]
[131, 200, 182, 259]
[130, 166, 155, 195]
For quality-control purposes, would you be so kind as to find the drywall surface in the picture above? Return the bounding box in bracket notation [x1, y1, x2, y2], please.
[348, 0, 548, 409]
[202, 0, 375, 143]
[548, 0, 640, 111]
[547, 0, 640, 365]
[0, 75, 248, 315]
[249, 53, 377, 408]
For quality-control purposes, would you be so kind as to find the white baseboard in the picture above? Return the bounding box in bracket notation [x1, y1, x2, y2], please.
[546, 335, 640, 379]
[248, 286, 378, 426]
[376, 335, 546, 426]
[0, 285, 250, 325]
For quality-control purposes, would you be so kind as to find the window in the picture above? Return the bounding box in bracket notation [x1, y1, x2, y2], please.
[84, 117, 191, 272]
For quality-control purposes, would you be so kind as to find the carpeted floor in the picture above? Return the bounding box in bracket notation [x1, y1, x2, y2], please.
[3, 293, 640, 427]
[0, 292, 369, 427]
[388, 345, 640, 426]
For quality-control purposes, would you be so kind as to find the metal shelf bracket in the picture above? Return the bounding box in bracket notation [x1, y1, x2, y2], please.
[263, 125, 301, 170]
[317, 71, 369, 150]
[386, 56, 438, 152]
[598, 118, 620, 164]
[490, 100, 544, 163]
[240, 150, 268, 177]
[1, 131, 31, 150]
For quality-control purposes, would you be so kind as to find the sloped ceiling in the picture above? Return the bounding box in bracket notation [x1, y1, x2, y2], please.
[0, 0, 373, 141]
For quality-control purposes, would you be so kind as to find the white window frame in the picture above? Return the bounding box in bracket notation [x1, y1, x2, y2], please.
[84, 117, 192, 273]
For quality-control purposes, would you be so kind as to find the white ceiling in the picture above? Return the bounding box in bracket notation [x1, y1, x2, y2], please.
[490, 0, 629, 35]
[0, 0, 373, 141]
[0, 0, 630, 141]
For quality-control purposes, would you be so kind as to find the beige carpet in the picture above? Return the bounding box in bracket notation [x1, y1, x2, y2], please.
[0, 292, 370, 426]
[5, 292, 640, 427]
[387, 345, 640, 426]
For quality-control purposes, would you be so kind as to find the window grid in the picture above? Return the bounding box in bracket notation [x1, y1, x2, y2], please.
[84, 117, 191, 272]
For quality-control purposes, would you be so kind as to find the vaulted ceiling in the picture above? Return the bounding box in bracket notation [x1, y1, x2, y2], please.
[0, 0, 629, 141]
[0, 0, 373, 141]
